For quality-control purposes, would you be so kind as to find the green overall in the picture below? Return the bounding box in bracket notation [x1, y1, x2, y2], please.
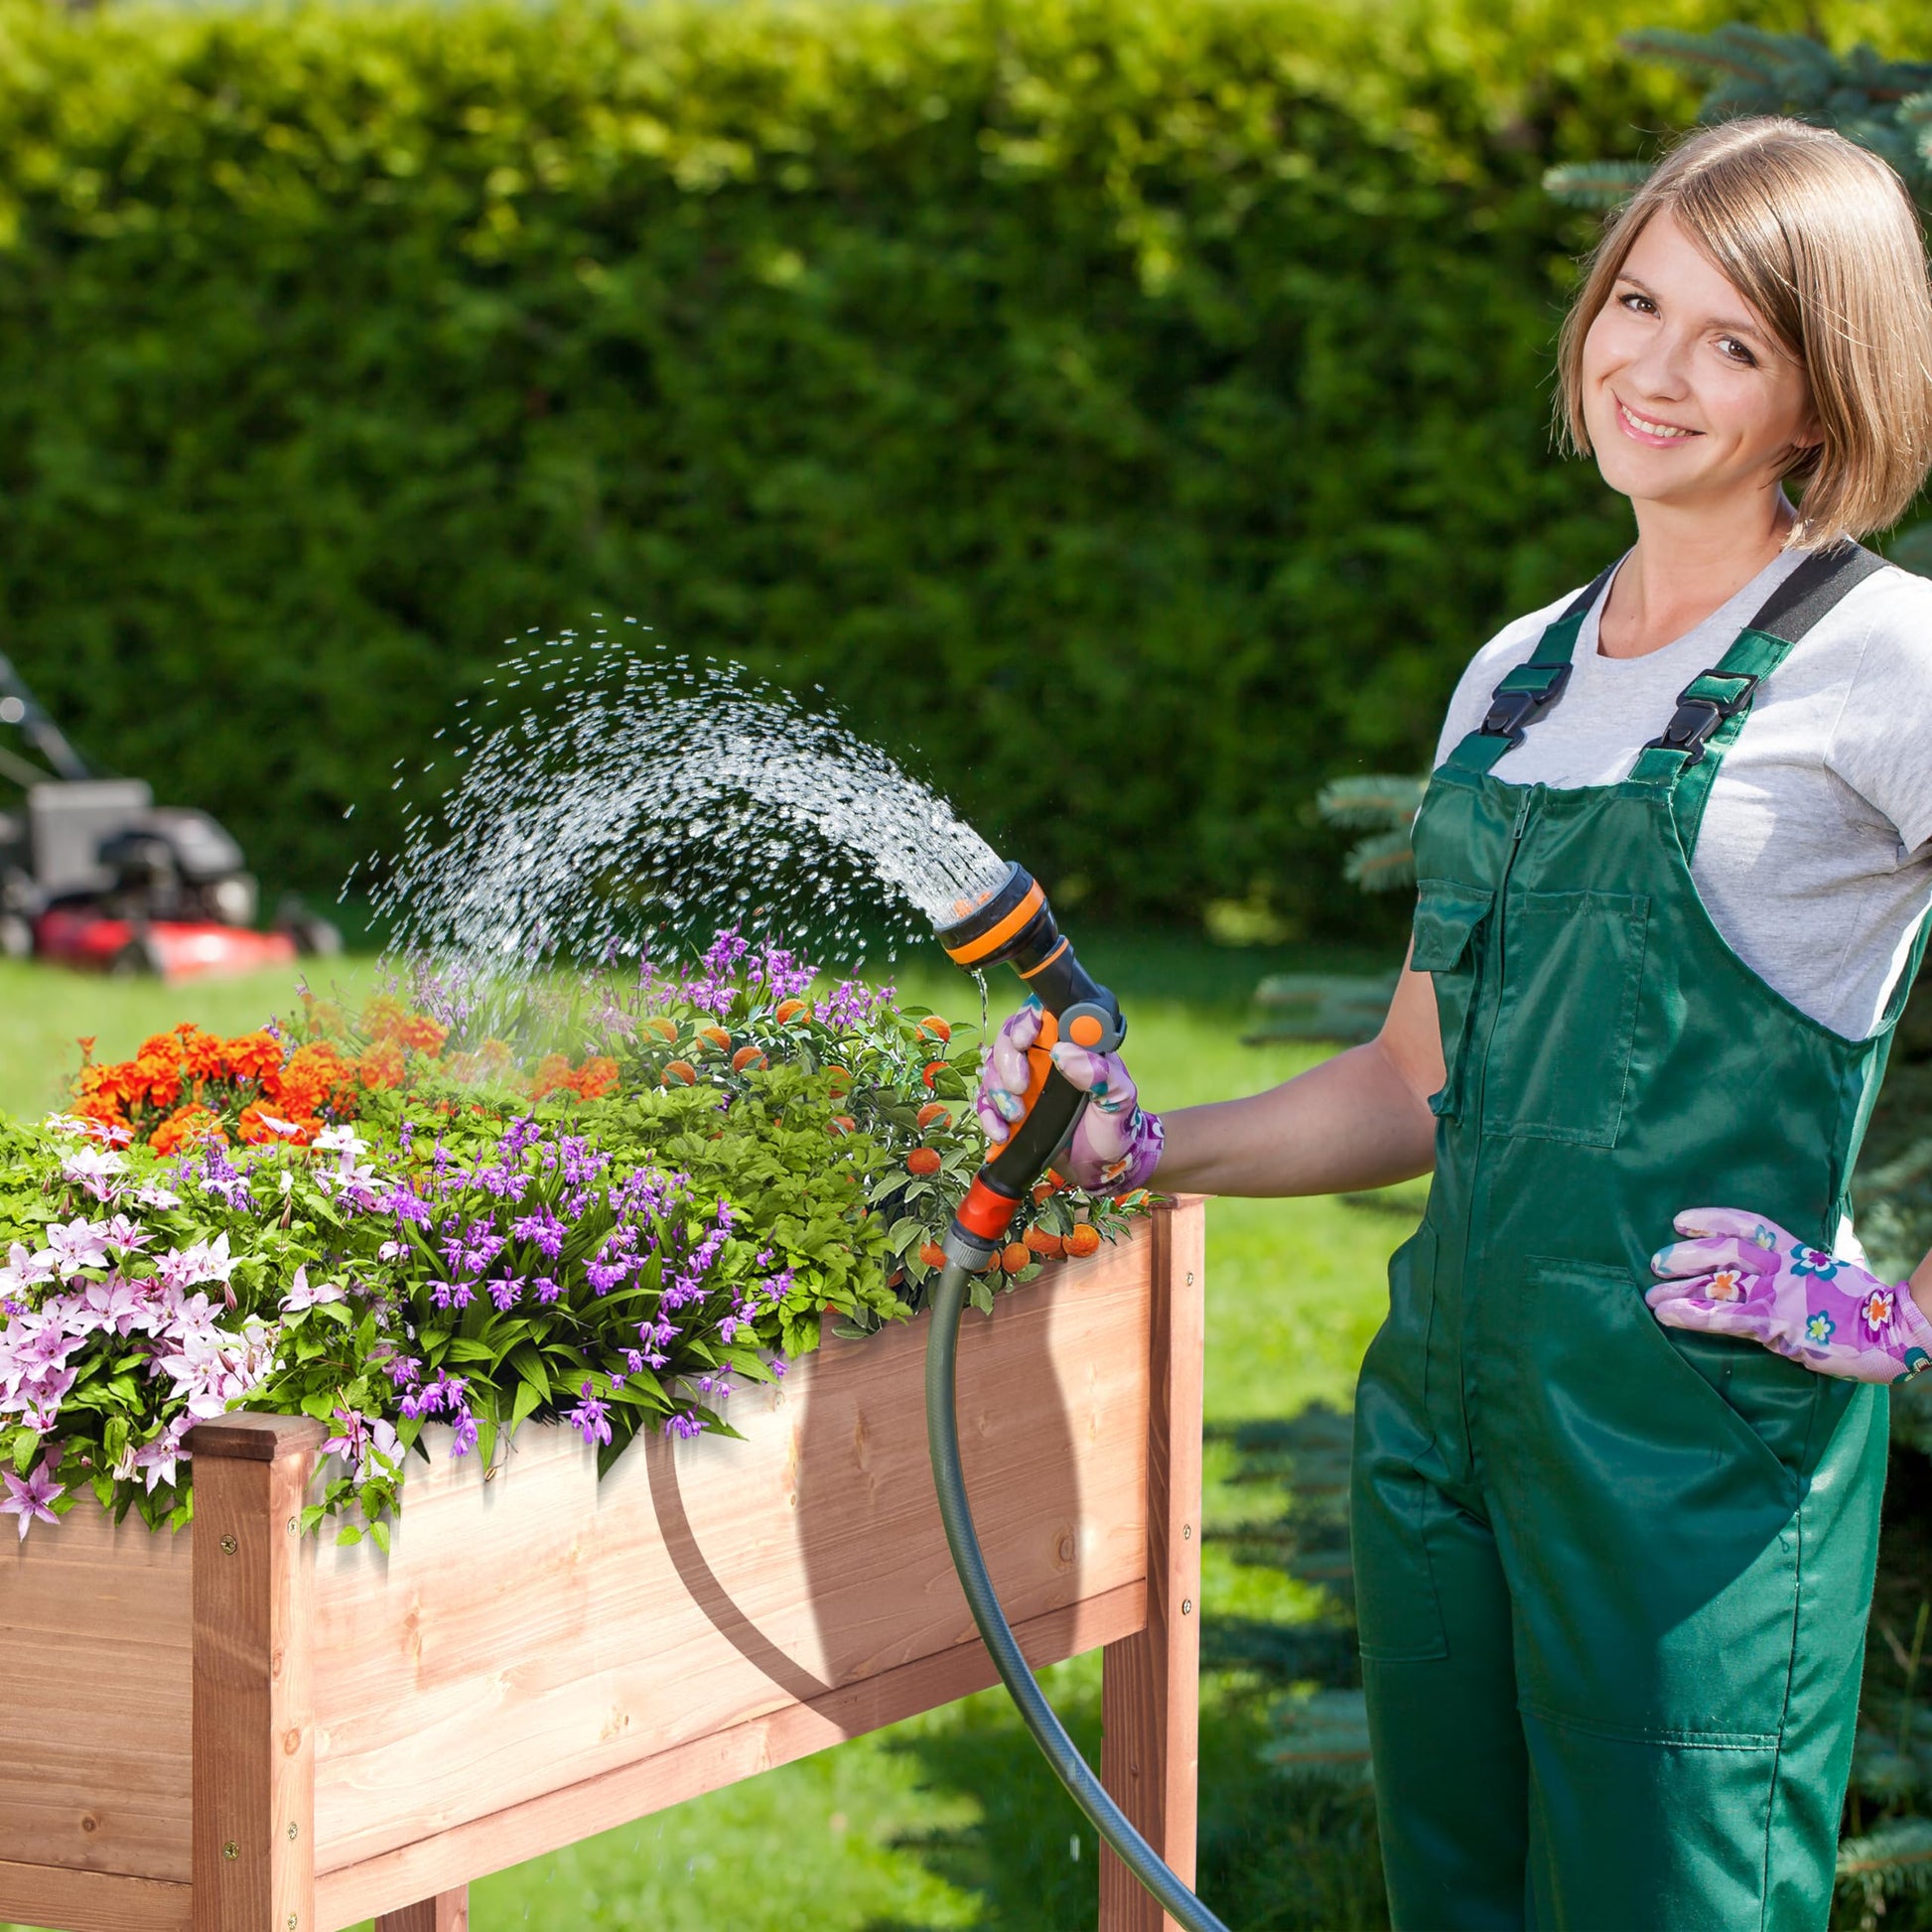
[1352, 542, 1922, 1929]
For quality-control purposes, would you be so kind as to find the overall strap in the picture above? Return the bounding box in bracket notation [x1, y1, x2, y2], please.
[1444, 561, 1617, 775]
[1628, 541, 1888, 851]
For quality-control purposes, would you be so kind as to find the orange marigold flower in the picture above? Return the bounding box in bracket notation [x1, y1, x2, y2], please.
[394, 1013, 448, 1058]
[527, 1052, 572, 1101]
[357, 1040, 406, 1090]
[137, 1033, 180, 1062]
[567, 1056, 620, 1100]
[179, 1029, 230, 1083]
[269, 1041, 353, 1116]
[150, 1104, 226, 1156]
[360, 994, 408, 1042]
[221, 1031, 284, 1085]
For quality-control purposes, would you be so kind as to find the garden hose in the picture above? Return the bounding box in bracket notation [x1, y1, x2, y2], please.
[926, 864, 1228, 1932]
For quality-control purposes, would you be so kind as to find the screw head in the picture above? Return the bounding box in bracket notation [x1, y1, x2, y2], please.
[1182, 1523, 1192, 1540]
[287, 1821, 299, 1841]
[288, 1517, 298, 1535]
[288, 1916, 299, 1930]
[219, 1534, 238, 1556]
[1181, 1598, 1193, 1615]
[221, 1841, 238, 1862]
[1186, 1271, 1194, 1286]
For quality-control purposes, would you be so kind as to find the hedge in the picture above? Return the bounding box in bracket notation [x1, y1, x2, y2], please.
[0, 0, 1907, 938]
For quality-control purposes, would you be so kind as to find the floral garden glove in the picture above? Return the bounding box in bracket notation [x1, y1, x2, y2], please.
[1646, 1206, 1932, 1384]
[974, 1001, 1164, 1194]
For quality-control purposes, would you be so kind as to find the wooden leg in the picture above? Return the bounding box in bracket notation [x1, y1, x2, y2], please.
[186, 1415, 325, 1932]
[377, 1887, 472, 1931]
[1099, 1196, 1205, 1932]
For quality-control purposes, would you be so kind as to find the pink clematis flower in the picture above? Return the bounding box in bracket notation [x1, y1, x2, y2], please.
[44, 1219, 111, 1280]
[0, 1463, 65, 1541]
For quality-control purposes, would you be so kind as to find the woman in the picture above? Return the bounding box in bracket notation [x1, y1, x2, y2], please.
[977, 118, 1932, 1927]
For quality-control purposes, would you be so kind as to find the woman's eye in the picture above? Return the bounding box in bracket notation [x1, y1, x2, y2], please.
[1718, 337, 1758, 367]
[1618, 292, 1656, 315]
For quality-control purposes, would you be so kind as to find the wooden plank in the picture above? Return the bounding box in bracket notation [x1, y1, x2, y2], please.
[309, 1231, 1157, 1876]
[1100, 1197, 1206, 1932]
[187, 1415, 324, 1932]
[0, 1497, 193, 1881]
[315, 1580, 1144, 1930]
[375, 1887, 468, 1932]
[0, 1858, 191, 1932]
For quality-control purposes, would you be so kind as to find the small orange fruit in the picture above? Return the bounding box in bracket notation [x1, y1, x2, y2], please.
[827, 1114, 856, 1135]
[825, 1063, 852, 1095]
[732, 1045, 766, 1072]
[916, 1102, 951, 1131]
[645, 1016, 678, 1041]
[1000, 1241, 1030, 1275]
[697, 1025, 732, 1052]
[921, 1061, 947, 1091]
[774, 999, 807, 1024]
[918, 1017, 952, 1043]
[663, 1059, 698, 1086]
[1032, 1179, 1054, 1205]
[1065, 1224, 1101, 1258]
[1025, 1226, 1064, 1258]
[906, 1148, 942, 1177]
[919, 1240, 948, 1269]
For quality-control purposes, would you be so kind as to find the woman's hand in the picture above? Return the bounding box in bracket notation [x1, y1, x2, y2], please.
[1647, 1206, 1932, 1383]
[974, 1002, 1164, 1193]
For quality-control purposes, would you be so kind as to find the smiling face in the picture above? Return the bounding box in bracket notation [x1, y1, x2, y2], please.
[1579, 208, 1820, 521]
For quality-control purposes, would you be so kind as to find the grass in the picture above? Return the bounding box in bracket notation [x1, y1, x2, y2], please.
[0, 937, 1406, 1932]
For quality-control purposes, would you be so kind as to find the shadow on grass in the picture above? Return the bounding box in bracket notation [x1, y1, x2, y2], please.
[864, 1401, 1391, 1932]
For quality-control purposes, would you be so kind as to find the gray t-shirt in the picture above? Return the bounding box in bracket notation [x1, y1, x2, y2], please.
[1433, 550, 1932, 1041]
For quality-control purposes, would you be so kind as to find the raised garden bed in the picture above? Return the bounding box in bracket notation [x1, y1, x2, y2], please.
[1, 1197, 1203, 1932]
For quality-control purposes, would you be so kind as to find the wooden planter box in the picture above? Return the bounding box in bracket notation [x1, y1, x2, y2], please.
[1, 1197, 1204, 1932]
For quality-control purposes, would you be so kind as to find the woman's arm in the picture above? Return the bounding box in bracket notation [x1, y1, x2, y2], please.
[1152, 948, 1444, 1199]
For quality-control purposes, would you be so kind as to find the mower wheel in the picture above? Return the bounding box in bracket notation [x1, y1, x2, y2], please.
[0, 912, 31, 961]
[290, 913, 344, 958]
[109, 935, 166, 978]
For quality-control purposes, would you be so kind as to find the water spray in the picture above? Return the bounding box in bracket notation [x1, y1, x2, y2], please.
[927, 862, 1227, 1932]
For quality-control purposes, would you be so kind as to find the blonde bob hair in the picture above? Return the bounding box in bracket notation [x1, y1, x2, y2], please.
[1556, 116, 1932, 548]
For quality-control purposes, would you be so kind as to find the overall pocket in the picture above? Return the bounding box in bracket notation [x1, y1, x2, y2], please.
[1411, 879, 1494, 1122]
[1485, 889, 1650, 1148]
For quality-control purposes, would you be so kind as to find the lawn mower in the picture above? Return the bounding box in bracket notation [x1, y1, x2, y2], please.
[0, 649, 340, 977]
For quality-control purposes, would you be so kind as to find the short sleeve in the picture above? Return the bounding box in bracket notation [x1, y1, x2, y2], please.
[1824, 569, 1932, 858]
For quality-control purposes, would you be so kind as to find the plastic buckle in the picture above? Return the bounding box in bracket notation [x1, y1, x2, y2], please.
[1643, 673, 1759, 768]
[1478, 663, 1572, 747]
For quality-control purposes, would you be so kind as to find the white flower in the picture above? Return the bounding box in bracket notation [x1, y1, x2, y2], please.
[0, 1243, 57, 1298]
[280, 1266, 345, 1313]
[253, 1112, 304, 1141]
[44, 1219, 111, 1280]
[61, 1147, 128, 1203]
[133, 1181, 182, 1211]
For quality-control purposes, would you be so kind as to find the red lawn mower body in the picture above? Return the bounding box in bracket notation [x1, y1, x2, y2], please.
[0, 661, 338, 979]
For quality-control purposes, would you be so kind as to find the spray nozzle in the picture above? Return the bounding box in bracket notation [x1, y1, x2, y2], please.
[931, 860, 1124, 1267]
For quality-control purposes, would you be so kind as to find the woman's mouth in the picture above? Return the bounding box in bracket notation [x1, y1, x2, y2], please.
[1616, 398, 1700, 447]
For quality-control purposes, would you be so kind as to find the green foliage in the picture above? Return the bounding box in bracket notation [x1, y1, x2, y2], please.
[1547, 25, 1932, 207]
[0, 0, 1864, 939]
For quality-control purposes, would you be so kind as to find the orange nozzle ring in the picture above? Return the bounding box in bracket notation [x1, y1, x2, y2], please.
[941, 881, 1045, 967]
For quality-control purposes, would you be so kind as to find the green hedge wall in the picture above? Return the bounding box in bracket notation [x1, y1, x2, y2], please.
[0, 0, 1906, 936]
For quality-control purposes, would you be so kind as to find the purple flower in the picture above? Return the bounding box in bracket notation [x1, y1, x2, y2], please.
[663, 1411, 704, 1440]
[1, 1463, 64, 1541]
[449, 1408, 480, 1457]
[488, 1275, 524, 1313]
[511, 1204, 566, 1259]
[532, 1277, 563, 1306]
[568, 1382, 614, 1449]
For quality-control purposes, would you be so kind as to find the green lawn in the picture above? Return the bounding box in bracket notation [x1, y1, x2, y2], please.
[0, 941, 1403, 1931]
